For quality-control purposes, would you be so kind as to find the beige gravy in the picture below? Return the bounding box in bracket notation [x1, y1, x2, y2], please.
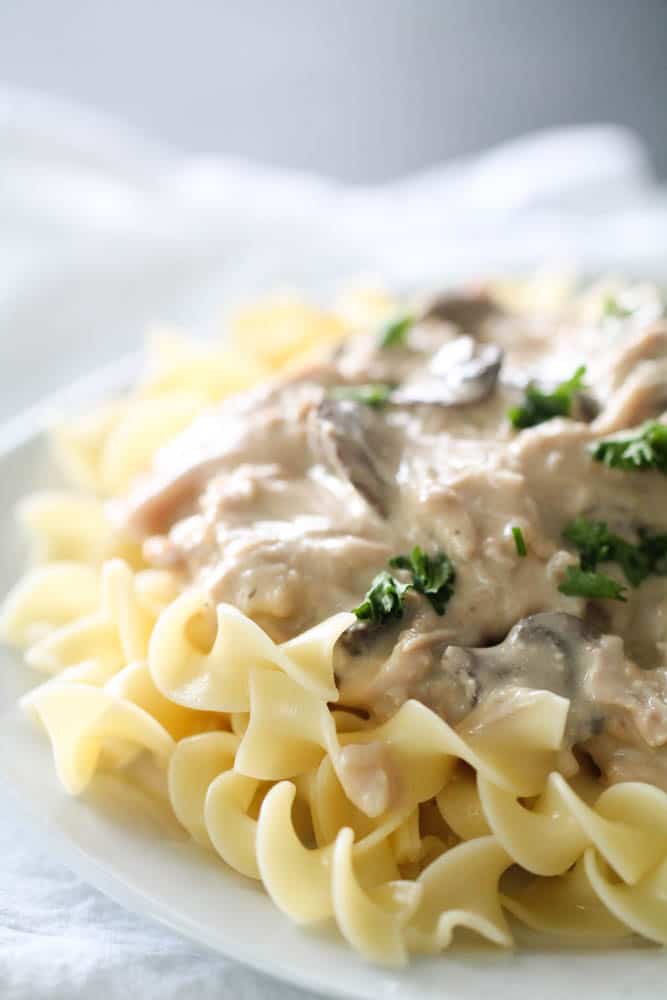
[117, 287, 667, 792]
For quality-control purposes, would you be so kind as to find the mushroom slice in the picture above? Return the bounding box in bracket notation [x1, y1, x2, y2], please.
[334, 609, 588, 727]
[392, 339, 502, 407]
[420, 290, 501, 333]
[308, 398, 389, 515]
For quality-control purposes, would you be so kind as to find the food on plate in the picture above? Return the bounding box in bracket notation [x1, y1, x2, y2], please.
[4, 278, 667, 964]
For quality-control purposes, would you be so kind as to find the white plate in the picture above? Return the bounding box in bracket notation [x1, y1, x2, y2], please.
[0, 362, 665, 1000]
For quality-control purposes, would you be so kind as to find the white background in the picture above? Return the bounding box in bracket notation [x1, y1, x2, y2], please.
[1, 0, 666, 181]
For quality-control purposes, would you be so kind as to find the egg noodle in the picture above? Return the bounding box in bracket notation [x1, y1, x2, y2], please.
[3, 283, 667, 965]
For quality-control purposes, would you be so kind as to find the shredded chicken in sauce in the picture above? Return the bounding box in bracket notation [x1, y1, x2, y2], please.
[116, 280, 667, 795]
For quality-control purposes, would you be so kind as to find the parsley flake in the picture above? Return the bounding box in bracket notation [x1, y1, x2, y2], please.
[637, 528, 667, 576]
[329, 383, 394, 408]
[508, 366, 587, 430]
[512, 526, 527, 557]
[602, 295, 634, 320]
[559, 516, 667, 601]
[352, 571, 411, 623]
[353, 547, 457, 623]
[558, 566, 627, 602]
[590, 421, 667, 475]
[562, 517, 648, 586]
[378, 313, 415, 349]
[389, 545, 456, 615]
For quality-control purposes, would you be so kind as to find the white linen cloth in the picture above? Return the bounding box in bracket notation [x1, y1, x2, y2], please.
[1, 86, 667, 999]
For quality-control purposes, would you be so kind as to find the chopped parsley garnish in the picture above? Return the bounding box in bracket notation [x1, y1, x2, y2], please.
[590, 421, 667, 475]
[352, 571, 411, 623]
[602, 295, 633, 320]
[559, 516, 667, 601]
[329, 383, 394, 408]
[562, 517, 647, 586]
[636, 527, 667, 576]
[508, 366, 587, 430]
[512, 526, 527, 557]
[378, 313, 415, 349]
[353, 546, 457, 623]
[389, 545, 456, 615]
[558, 566, 627, 602]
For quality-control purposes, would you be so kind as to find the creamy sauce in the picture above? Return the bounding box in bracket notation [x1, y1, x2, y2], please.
[117, 288, 667, 795]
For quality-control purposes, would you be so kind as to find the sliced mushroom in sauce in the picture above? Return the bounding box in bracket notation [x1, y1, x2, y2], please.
[420, 289, 502, 332]
[392, 338, 503, 407]
[335, 606, 667, 786]
[116, 280, 667, 794]
[307, 398, 390, 515]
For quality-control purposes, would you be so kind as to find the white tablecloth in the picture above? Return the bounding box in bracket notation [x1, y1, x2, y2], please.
[1, 87, 667, 999]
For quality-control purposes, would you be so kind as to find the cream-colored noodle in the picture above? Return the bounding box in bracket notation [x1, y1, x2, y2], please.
[4, 287, 667, 965]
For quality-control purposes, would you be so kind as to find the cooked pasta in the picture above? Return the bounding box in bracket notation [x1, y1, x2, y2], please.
[4, 281, 667, 964]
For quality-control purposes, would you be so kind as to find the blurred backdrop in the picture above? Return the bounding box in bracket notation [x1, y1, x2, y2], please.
[1, 0, 666, 180]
